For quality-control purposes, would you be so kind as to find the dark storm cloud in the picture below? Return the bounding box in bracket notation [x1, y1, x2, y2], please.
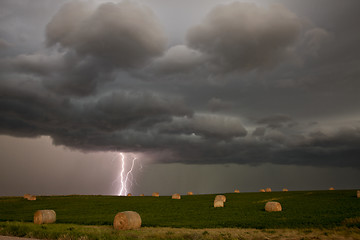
[207, 98, 232, 112]
[0, 84, 192, 146]
[1, 0, 360, 170]
[46, 0, 166, 68]
[2, 0, 167, 96]
[270, 127, 360, 168]
[252, 127, 266, 137]
[158, 114, 247, 140]
[186, 2, 302, 72]
[256, 114, 294, 129]
[148, 45, 205, 75]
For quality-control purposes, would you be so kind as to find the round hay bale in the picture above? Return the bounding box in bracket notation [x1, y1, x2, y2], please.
[357, 190, 360, 198]
[234, 189, 240, 193]
[260, 189, 265, 192]
[28, 195, 36, 201]
[34, 210, 56, 224]
[152, 192, 159, 197]
[215, 195, 226, 202]
[282, 188, 288, 192]
[214, 200, 224, 208]
[172, 193, 181, 199]
[127, 193, 132, 196]
[187, 192, 193, 195]
[265, 202, 282, 212]
[24, 194, 31, 199]
[113, 211, 141, 230]
[265, 188, 272, 192]
[329, 187, 335, 190]
[139, 194, 144, 196]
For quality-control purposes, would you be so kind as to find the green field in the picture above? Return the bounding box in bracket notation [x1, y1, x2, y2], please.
[1, 190, 359, 229]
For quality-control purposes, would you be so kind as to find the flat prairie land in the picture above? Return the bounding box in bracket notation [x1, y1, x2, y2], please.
[0, 190, 359, 239]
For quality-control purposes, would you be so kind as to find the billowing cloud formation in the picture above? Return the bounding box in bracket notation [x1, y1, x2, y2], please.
[187, 2, 301, 72]
[2, 0, 167, 96]
[46, 1, 166, 68]
[159, 114, 247, 140]
[1, 0, 360, 170]
[149, 45, 205, 75]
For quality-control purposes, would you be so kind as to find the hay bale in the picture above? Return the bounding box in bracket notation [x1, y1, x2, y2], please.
[265, 202, 282, 212]
[234, 189, 240, 193]
[187, 192, 193, 195]
[329, 187, 335, 190]
[113, 211, 141, 230]
[152, 192, 159, 197]
[260, 189, 265, 192]
[357, 190, 360, 198]
[28, 195, 36, 201]
[215, 195, 226, 202]
[139, 194, 144, 196]
[34, 210, 56, 224]
[283, 188, 288, 192]
[127, 193, 132, 196]
[214, 200, 224, 208]
[265, 188, 272, 192]
[172, 193, 181, 199]
[24, 194, 31, 199]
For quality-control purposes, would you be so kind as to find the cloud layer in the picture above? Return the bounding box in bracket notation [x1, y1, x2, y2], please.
[46, 1, 166, 68]
[187, 2, 302, 72]
[1, 0, 360, 169]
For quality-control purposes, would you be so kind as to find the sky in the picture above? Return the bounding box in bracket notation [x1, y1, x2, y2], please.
[1, 0, 360, 196]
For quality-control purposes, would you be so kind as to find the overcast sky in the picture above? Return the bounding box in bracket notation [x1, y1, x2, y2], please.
[1, 0, 359, 196]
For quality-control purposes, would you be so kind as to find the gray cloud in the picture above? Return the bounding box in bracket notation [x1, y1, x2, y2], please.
[0, 38, 10, 49]
[158, 114, 247, 140]
[2, 0, 168, 96]
[186, 2, 302, 72]
[207, 98, 232, 112]
[149, 45, 205, 75]
[256, 114, 294, 129]
[252, 127, 266, 137]
[46, 1, 167, 68]
[1, 0, 360, 171]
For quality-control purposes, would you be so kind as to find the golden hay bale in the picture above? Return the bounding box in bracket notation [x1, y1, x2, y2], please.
[24, 194, 31, 199]
[139, 194, 144, 196]
[265, 188, 272, 192]
[260, 189, 265, 192]
[357, 190, 360, 198]
[172, 193, 181, 199]
[234, 189, 240, 193]
[214, 200, 224, 208]
[215, 195, 226, 202]
[28, 195, 36, 201]
[265, 202, 282, 212]
[34, 210, 56, 224]
[127, 193, 132, 196]
[113, 211, 141, 230]
[329, 187, 335, 190]
[187, 192, 193, 195]
[152, 192, 159, 197]
[283, 188, 288, 192]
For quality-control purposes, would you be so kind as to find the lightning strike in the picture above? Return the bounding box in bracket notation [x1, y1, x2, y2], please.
[115, 152, 138, 196]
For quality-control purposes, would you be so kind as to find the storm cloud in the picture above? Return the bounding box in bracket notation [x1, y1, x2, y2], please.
[46, 1, 167, 68]
[186, 2, 302, 72]
[1, 0, 167, 96]
[1, 0, 360, 170]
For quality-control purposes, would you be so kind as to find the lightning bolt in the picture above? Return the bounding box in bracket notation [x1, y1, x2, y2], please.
[115, 152, 138, 196]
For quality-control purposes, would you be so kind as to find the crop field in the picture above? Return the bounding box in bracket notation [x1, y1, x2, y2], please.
[1, 190, 359, 229]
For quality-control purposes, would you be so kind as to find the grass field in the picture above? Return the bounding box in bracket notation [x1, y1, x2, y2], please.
[1, 190, 359, 229]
